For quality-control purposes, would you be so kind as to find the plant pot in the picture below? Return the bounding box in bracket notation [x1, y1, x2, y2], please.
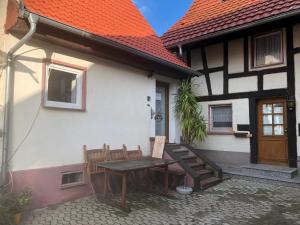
[14, 213, 22, 225]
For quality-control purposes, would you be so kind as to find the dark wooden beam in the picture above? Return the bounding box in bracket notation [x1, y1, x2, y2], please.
[200, 46, 212, 95]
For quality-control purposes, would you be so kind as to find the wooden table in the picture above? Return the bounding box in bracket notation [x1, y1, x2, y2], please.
[97, 158, 175, 209]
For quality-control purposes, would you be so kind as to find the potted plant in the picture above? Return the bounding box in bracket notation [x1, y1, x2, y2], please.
[175, 79, 206, 144]
[12, 189, 31, 224]
[0, 187, 31, 225]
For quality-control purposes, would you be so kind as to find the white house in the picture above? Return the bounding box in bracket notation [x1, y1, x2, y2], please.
[0, 0, 198, 208]
[162, 0, 300, 169]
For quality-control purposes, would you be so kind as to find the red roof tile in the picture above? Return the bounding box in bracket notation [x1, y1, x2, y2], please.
[162, 0, 300, 47]
[22, 0, 187, 68]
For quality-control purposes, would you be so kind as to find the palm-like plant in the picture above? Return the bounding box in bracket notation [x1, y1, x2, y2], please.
[175, 79, 206, 144]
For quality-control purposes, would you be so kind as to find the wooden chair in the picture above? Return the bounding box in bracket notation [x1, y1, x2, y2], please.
[83, 144, 109, 195]
[124, 144, 142, 160]
[108, 145, 127, 161]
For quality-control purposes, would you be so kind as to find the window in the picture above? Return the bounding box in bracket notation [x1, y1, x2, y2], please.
[61, 171, 84, 188]
[252, 31, 284, 68]
[43, 61, 86, 110]
[262, 103, 285, 136]
[209, 105, 233, 133]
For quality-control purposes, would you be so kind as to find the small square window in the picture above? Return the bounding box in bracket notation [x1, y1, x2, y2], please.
[252, 31, 284, 68]
[61, 171, 84, 188]
[43, 61, 86, 110]
[210, 105, 233, 132]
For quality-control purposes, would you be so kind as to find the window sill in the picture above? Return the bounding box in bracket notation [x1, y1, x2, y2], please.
[249, 63, 286, 72]
[43, 105, 86, 112]
[207, 131, 234, 136]
[60, 182, 86, 190]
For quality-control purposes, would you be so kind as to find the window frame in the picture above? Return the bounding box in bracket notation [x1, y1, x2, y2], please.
[208, 104, 233, 134]
[42, 59, 87, 111]
[60, 171, 85, 189]
[251, 30, 284, 69]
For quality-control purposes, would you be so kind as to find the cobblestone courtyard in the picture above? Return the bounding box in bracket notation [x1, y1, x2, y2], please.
[22, 177, 300, 225]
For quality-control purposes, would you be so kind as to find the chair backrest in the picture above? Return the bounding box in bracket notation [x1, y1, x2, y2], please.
[83, 144, 109, 175]
[108, 145, 127, 161]
[124, 144, 142, 160]
[152, 136, 166, 159]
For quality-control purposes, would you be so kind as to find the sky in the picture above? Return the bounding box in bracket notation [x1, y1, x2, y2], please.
[133, 0, 193, 36]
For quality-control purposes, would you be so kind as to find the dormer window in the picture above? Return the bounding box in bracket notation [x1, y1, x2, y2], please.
[252, 30, 284, 68]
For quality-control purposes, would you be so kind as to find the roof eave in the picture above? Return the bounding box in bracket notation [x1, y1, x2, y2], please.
[164, 8, 300, 48]
[25, 11, 200, 77]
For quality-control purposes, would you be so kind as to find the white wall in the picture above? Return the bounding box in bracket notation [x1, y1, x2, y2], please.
[228, 38, 244, 74]
[2, 35, 180, 171]
[190, 48, 203, 70]
[229, 76, 257, 93]
[191, 76, 208, 96]
[209, 71, 223, 95]
[263, 72, 287, 90]
[197, 98, 250, 152]
[206, 43, 224, 68]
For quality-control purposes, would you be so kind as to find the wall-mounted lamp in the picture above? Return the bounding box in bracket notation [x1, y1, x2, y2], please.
[287, 96, 296, 111]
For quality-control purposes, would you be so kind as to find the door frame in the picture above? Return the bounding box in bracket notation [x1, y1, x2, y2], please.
[249, 95, 297, 167]
[257, 98, 288, 165]
[156, 81, 169, 141]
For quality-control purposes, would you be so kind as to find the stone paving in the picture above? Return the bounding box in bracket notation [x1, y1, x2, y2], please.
[22, 177, 300, 225]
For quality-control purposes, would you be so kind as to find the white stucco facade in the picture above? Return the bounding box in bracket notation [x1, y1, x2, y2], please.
[197, 99, 250, 152]
[0, 34, 181, 172]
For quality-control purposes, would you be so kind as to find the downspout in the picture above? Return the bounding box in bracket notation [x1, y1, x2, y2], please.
[0, 13, 39, 185]
[178, 45, 183, 58]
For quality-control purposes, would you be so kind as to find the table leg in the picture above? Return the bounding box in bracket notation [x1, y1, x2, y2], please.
[146, 168, 152, 191]
[104, 170, 108, 199]
[121, 173, 128, 208]
[163, 165, 169, 195]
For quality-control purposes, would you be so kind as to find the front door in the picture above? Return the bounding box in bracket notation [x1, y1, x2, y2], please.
[155, 82, 169, 140]
[257, 99, 288, 165]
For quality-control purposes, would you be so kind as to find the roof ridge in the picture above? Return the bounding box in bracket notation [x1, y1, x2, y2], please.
[162, 0, 300, 47]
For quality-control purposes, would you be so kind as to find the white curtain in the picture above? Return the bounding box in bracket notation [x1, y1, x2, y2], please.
[255, 32, 281, 66]
[212, 106, 232, 128]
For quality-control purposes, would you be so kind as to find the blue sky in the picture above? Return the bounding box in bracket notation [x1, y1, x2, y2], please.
[133, 0, 193, 36]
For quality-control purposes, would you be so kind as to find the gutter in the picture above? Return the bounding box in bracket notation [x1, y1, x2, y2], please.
[27, 11, 200, 77]
[0, 13, 38, 185]
[166, 8, 300, 48]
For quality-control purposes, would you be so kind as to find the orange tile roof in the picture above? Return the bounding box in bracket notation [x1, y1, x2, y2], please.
[23, 0, 187, 68]
[162, 0, 300, 47]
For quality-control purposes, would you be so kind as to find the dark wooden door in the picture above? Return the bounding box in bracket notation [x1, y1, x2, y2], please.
[257, 99, 288, 165]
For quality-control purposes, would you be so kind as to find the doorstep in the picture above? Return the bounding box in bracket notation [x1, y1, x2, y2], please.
[219, 163, 300, 184]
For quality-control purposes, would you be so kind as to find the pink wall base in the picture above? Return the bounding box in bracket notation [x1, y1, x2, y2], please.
[12, 164, 92, 209]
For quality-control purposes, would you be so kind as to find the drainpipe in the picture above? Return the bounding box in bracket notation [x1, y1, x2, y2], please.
[0, 13, 39, 185]
[178, 45, 183, 58]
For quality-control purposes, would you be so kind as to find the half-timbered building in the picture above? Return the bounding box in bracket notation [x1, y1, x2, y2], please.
[162, 0, 300, 169]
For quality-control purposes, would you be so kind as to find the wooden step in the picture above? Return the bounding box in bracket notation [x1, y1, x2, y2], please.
[189, 162, 204, 168]
[200, 177, 222, 190]
[181, 155, 197, 160]
[195, 169, 213, 179]
[172, 149, 189, 153]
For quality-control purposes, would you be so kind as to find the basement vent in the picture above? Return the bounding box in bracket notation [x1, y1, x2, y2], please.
[61, 171, 84, 188]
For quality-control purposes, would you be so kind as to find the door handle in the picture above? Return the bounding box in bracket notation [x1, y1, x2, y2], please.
[284, 129, 288, 135]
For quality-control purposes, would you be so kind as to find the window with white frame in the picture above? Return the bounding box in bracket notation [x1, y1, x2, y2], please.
[44, 62, 85, 110]
[61, 171, 84, 188]
[210, 105, 233, 132]
[252, 31, 284, 68]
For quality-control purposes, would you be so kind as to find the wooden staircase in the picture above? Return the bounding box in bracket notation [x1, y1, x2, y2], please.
[164, 143, 223, 191]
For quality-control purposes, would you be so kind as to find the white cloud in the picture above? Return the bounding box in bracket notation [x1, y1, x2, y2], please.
[132, 0, 151, 15]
